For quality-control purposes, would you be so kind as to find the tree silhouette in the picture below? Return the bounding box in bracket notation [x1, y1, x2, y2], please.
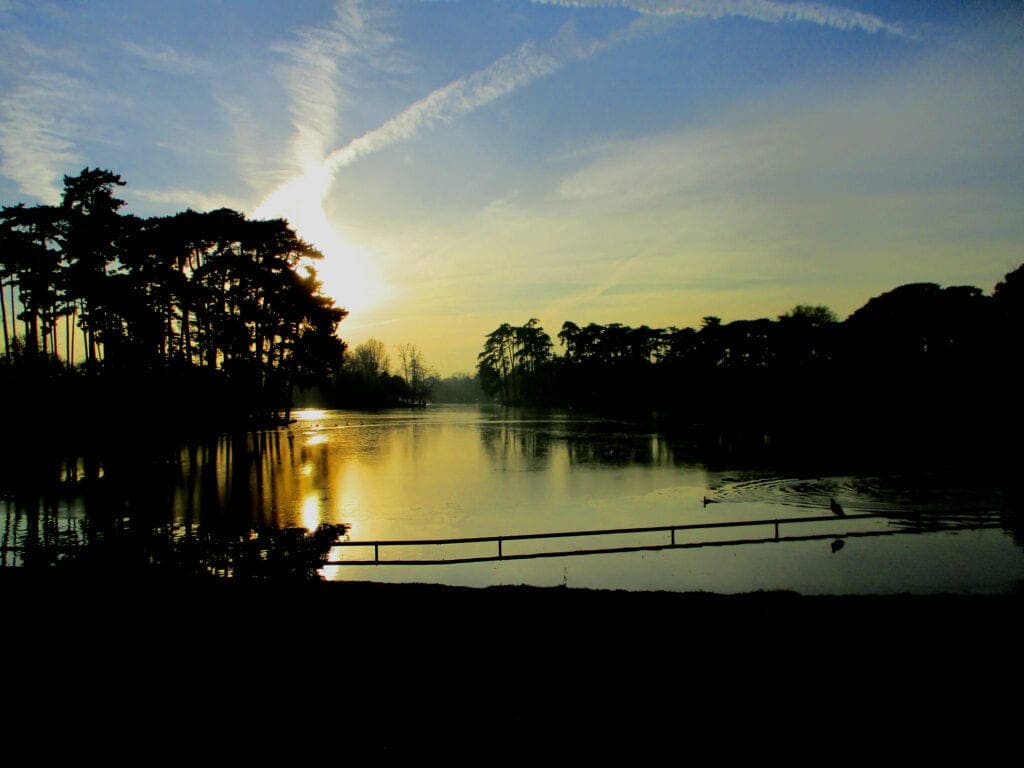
[476, 265, 1022, 466]
[2, 169, 350, 433]
[478, 319, 552, 405]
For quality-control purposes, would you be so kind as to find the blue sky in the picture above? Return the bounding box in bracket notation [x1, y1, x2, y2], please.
[2, 1, 1022, 374]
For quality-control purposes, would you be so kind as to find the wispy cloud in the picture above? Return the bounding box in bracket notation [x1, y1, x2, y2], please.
[559, 46, 1024, 208]
[272, 0, 396, 172]
[0, 72, 84, 203]
[265, 0, 907, 210]
[122, 40, 208, 75]
[129, 186, 251, 214]
[249, 1, 405, 312]
[323, 30, 575, 175]
[541, 255, 640, 320]
[531, 0, 906, 36]
[253, 0, 908, 325]
[254, 22, 586, 305]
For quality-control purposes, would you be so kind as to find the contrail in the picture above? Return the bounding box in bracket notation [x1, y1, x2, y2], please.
[273, 0, 395, 173]
[530, 0, 905, 37]
[257, 24, 587, 215]
[262, 0, 906, 204]
[253, 0, 906, 293]
[324, 34, 572, 175]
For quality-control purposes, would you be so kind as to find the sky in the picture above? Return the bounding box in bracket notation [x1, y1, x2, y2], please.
[1, 1, 1022, 375]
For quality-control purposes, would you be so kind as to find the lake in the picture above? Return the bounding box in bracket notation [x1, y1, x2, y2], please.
[2, 404, 1020, 594]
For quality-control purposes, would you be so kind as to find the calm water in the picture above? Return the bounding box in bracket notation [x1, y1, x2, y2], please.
[2, 405, 1021, 594]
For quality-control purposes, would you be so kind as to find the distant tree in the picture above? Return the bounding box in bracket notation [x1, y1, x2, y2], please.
[478, 319, 553, 405]
[557, 321, 580, 360]
[993, 264, 1024, 302]
[430, 373, 486, 403]
[776, 304, 838, 369]
[60, 168, 128, 366]
[0, 207, 22, 361]
[993, 263, 1024, 330]
[478, 323, 516, 402]
[350, 338, 390, 379]
[396, 342, 436, 405]
[778, 305, 837, 326]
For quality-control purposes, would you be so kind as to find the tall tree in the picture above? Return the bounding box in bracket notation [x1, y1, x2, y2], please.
[60, 168, 128, 366]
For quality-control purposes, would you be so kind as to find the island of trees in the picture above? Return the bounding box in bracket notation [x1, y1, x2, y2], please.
[477, 267, 1023, 466]
[0, 168, 355, 438]
[4, 167, 1020, 465]
[0, 168, 482, 444]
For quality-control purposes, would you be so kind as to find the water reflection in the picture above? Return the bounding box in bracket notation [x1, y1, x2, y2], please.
[1, 405, 1021, 593]
[0, 429, 349, 578]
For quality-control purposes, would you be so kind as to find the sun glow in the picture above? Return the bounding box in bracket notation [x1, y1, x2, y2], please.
[254, 166, 389, 315]
[300, 493, 320, 531]
[293, 408, 327, 422]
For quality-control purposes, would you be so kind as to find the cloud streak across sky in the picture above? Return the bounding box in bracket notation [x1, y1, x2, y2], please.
[532, 0, 905, 36]
[270, 0, 906, 201]
[1, 1, 1021, 373]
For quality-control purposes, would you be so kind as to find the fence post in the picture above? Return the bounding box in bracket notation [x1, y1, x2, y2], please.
[774, 521, 779, 541]
[374, 543, 379, 564]
[498, 537, 503, 560]
[671, 528, 676, 547]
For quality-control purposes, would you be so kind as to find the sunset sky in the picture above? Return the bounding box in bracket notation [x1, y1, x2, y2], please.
[2, 1, 1022, 375]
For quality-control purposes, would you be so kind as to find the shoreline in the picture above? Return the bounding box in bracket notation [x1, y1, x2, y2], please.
[6, 569, 1019, 752]
[6, 567, 1020, 612]
[8, 568, 1020, 654]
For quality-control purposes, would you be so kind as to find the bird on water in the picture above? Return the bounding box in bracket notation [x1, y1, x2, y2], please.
[830, 497, 845, 517]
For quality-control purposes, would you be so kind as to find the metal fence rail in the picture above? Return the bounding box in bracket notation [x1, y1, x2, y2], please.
[326, 513, 1000, 566]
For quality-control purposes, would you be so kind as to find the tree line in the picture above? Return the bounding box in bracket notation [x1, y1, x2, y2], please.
[1, 168, 347, 434]
[478, 267, 1024, 465]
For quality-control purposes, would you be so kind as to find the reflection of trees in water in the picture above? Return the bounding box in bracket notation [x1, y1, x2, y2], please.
[478, 421, 685, 468]
[1, 433, 347, 579]
[566, 434, 678, 467]
[479, 424, 553, 466]
[475, 415, 692, 468]
[1000, 487, 1023, 548]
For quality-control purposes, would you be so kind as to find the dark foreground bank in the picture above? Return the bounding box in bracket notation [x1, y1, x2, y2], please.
[7, 569, 1021, 661]
[4, 571, 1020, 758]
[6, 568, 1021, 644]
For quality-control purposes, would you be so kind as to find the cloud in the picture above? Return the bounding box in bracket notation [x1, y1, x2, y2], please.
[255, 8, 602, 314]
[122, 41, 208, 75]
[0, 72, 84, 203]
[129, 187, 251, 214]
[558, 42, 1024, 208]
[541, 255, 640, 320]
[253, 0, 913, 344]
[268, 0, 908, 210]
[272, 0, 397, 172]
[531, 0, 906, 36]
[322, 31, 574, 175]
[251, 2, 406, 313]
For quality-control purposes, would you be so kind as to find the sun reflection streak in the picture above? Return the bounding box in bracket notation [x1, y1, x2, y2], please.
[293, 409, 327, 421]
[301, 494, 320, 532]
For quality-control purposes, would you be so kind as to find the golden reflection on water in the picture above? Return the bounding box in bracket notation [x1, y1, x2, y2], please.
[3, 406, 1021, 592]
[301, 494, 320, 531]
[293, 409, 327, 422]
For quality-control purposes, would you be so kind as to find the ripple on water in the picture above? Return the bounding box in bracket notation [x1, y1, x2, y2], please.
[708, 474, 1009, 524]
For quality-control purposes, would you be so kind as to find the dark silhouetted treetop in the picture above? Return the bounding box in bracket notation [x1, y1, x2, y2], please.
[475, 266, 1022, 460]
[1, 169, 349, 430]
